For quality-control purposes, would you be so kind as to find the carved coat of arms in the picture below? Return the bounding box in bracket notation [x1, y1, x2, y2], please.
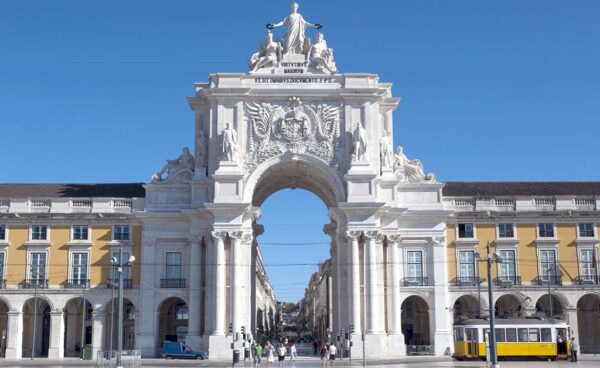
[245, 97, 341, 171]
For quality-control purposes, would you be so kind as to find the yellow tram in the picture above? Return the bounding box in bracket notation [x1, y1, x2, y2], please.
[453, 318, 571, 361]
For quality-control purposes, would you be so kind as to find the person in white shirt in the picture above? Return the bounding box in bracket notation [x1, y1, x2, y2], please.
[328, 343, 337, 366]
[290, 342, 297, 362]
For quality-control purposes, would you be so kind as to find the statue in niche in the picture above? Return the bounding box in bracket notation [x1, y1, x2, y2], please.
[197, 129, 208, 167]
[152, 147, 194, 183]
[221, 123, 238, 162]
[307, 32, 337, 74]
[393, 146, 436, 183]
[380, 130, 393, 168]
[267, 2, 321, 55]
[248, 31, 283, 73]
[351, 122, 368, 162]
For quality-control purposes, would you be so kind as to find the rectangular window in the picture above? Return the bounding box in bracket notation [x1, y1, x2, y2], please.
[31, 225, 48, 240]
[166, 252, 182, 279]
[541, 328, 552, 342]
[30, 252, 47, 280]
[578, 223, 595, 238]
[538, 223, 554, 238]
[71, 252, 88, 285]
[111, 252, 131, 280]
[406, 251, 423, 279]
[176, 305, 188, 320]
[113, 225, 130, 241]
[540, 249, 558, 282]
[458, 251, 475, 280]
[454, 327, 465, 342]
[458, 223, 474, 238]
[0, 225, 5, 240]
[506, 328, 517, 342]
[495, 328, 506, 343]
[529, 328, 540, 342]
[580, 249, 595, 281]
[498, 223, 514, 238]
[518, 328, 529, 342]
[72, 225, 89, 241]
[498, 250, 516, 282]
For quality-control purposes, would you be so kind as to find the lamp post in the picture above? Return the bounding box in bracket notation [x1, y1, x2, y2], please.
[547, 267, 553, 319]
[484, 241, 502, 368]
[110, 244, 135, 368]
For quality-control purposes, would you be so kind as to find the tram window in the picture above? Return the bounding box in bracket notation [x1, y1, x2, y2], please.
[529, 328, 540, 342]
[483, 328, 490, 342]
[506, 328, 517, 342]
[455, 328, 465, 341]
[541, 328, 552, 342]
[518, 328, 529, 342]
[495, 328, 506, 342]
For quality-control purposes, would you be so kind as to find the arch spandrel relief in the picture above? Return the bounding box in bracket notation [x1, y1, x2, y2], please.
[244, 96, 343, 173]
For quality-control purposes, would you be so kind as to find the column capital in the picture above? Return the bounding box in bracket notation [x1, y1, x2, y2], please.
[229, 231, 253, 244]
[346, 230, 362, 240]
[364, 230, 378, 241]
[432, 236, 446, 247]
[188, 236, 203, 246]
[387, 234, 402, 244]
[211, 231, 228, 241]
[7, 310, 21, 317]
[92, 311, 105, 320]
[50, 310, 64, 317]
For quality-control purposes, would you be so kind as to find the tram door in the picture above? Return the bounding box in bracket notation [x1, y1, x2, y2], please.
[466, 328, 479, 358]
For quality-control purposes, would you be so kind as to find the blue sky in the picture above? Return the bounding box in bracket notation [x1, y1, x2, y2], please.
[1, 1, 599, 301]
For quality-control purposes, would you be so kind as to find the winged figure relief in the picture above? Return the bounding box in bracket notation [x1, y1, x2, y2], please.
[313, 104, 339, 140]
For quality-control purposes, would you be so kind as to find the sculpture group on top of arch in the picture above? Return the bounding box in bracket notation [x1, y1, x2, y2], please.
[248, 2, 337, 74]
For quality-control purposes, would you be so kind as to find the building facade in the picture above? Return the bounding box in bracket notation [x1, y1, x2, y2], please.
[1, 3, 599, 361]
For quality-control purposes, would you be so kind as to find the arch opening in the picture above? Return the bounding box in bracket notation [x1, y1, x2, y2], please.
[401, 296, 431, 346]
[157, 297, 188, 353]
[495, 294, 524, 319]
[22, 298, 51, 358]
[0, 299, 8, 358]
[577, 293, 600, 353]
[535, 294, 566, 320]
[63, 298, 93, 357]
[104, 298, 136, 353]
[453, 295, 481, 321]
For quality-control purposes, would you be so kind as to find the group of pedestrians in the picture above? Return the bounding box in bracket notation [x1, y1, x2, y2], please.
[251, 340, 298, 367]
[312, 340, 337, 366]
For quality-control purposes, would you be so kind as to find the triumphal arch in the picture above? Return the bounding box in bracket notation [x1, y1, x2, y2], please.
[141, 3, 451, 359]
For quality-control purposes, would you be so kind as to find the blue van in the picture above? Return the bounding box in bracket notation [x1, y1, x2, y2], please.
[161, 341, 208, 360]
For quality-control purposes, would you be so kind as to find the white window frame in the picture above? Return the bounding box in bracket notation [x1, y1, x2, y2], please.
[71, 225, 90, 241]
[578, 223, 596, 239]
[537, 223, 556, 239]
[0, 224, 7, 243]
[69, 250, 90, 285]
[112, 225, 131, 241]
[497, 249, 517, 281]
[405, 249, 424, 280]
[165, 252, 183, 280]
[457, 250, 476, 280]
[27, 250, 49, 280]
[0, 250, 6, 281]
[457, 223, 475, 239]
[578, 248, 597, 281]
[537, 247, 559, 283]
[496, 223, 517, 239]
[30, 224, 49, 242]
[111, 250, 132, 281]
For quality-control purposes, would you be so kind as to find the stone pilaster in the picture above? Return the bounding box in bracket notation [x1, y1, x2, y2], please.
[47, 310, 65, 359]
[186, 236, 203, 350]
[432, 236, 452, 356]
[4, 310, 22, 359]
[91, 311, 104, 360]
[211, 231, 227, 336]
[346, 230, 362, 333]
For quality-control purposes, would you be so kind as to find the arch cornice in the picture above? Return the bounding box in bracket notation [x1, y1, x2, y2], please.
[243, 152, 346, 208]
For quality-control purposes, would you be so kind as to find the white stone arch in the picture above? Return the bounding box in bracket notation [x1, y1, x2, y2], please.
[400, 293, 434, 311]
[0, 294, 13, 311]
[20, 295, 54, 313]
[493, 289, 531, 307]
[451, 292, 489, 310]
[533, 290, 571, 310]
[242, 153, 346, 207]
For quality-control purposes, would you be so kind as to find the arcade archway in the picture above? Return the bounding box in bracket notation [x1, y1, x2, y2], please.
[495, 294, 523, 318]
[0, 299, 8, 358]
[157, 297, 188, 351]
[22, 298, 51, 358]
[401, 296, 431, 346]
[104, 297, 136, 352]
[535, 293, 566, 319]
[63, 297, 93, 357]
[577, 293, 600, 353]
[453, 295, 481, 320]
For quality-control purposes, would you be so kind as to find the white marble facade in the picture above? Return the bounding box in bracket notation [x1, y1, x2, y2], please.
[142, 3, 448, 359]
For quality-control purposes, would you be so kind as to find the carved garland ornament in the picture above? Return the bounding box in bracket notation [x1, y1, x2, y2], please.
[244, 97, 340, 171]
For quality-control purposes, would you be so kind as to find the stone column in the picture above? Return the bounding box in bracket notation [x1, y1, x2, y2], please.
[432, 236, 452, 356]
[565, 307, 579, 345]
[388, 235, 402, 334]
[211, 231, 227, 335]
[4, 310, 23, 359]
[229, 231, 243, 334]
[186, 237, 202, 349]
[91, 311, 104, 359]
[48, 310, 65, 359]
[364, 231, 382, 333]
[138, 236, 157, 357]
[346, 231, 362, 333]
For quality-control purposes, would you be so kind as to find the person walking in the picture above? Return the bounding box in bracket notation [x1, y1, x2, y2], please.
[290, 341, 297, 363]
[328, 343, 337, 366]
[313, 340, 318, 355]
[254, 343, 263, 367]
[277, 343, 287, 367]
[570, 337, 578, 362]
[266, 342, 275, 367]
[320, 343, 328, 366]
